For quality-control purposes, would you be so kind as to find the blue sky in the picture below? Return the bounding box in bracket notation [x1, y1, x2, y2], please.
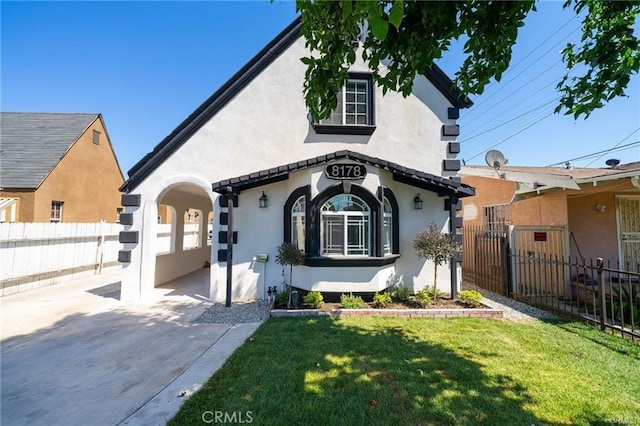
[2, 1, 638, 174]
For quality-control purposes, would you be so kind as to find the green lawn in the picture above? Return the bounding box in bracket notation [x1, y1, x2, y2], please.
[169, 317, 640, 425]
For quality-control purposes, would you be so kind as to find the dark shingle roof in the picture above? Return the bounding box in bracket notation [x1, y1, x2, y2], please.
[0, 112, 98, 189]
[120, 17, 472, 193]
[211, 150, 475, 197]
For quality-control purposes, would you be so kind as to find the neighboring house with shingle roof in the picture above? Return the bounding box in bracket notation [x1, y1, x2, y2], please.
[0, 112, 125, 223]
[459, 162, 640, 269]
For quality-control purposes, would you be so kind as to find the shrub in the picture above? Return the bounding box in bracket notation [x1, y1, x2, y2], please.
[274, 288, 289, 308]
[372, 292, 393, 308]
[459, 290, 483, 307]
[423, 285, 444, 299]
[390, 284, 410, 303]
[414, 289, 432, 308]
[303, 291, 324, 308]
[340, 293, 365, 309]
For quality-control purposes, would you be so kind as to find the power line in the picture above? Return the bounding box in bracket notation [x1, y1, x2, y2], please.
[463, 112, 554, 162]
[460, 96, 559, 143]
[461, 20, 580, 121]
[545, 139, 640, 167]
[584, 128, 640, 166]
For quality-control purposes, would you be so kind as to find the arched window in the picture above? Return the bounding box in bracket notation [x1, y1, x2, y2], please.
[383, 197, 392, 255]
[291, 196, 305, 252]
[321, 194, 370, 256]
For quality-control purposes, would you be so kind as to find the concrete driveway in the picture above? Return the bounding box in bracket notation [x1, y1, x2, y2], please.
[1, 269, 261, 425]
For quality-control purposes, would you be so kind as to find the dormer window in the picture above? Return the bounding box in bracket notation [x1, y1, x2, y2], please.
[312, 73, 376, 135]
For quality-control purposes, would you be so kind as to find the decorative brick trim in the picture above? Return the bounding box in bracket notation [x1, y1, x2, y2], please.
[217, 249, 228, 262]
[443, 159, 461, 171]
[218, 231, 238, 244]
[270, 308, 503, 318]
[448, 142, 461, 154]
[447, 107, 460, 119]
[220, 212, 228, 225]
[119, 213, 134, 226]
[121, 194, 141, 207]
[219, 194, 239, 208]
[119, 231, 138, 244]
[442, 124, 460, 136]
[118, 250, 132, 263]
[444, 198, 462, 211]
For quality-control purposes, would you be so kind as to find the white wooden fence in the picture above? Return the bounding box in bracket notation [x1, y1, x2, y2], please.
[0, 222, 123, 296]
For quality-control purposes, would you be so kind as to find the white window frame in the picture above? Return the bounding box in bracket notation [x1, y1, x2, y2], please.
[320, 195, 370, 256]
[320, 78, 371, 126]
[51, 201, 63, 223]
[291, 196, 305, 252]
[383, 197, 392, 255]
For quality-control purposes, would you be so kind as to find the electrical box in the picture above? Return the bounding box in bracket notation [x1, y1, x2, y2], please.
[256, 253, 268, 262]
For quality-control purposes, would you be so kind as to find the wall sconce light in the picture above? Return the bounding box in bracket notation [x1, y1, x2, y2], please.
[414, 194, 423, 210]
[595, 203, 606, 213]
[259, 191, 268, 208]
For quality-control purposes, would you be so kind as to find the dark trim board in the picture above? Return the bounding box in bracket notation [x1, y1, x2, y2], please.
[305, 254, 400, 267]
[212, 150, 474, 197]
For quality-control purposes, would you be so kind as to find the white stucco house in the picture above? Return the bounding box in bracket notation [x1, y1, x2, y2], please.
[117, 18, 474, 303]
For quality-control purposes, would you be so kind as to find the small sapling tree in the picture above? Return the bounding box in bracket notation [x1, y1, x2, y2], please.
[413, 221, 461, 301]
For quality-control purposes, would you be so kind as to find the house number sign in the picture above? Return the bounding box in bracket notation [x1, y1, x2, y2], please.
[325, 164, 367, 180]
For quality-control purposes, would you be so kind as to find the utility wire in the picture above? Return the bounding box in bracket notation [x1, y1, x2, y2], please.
[546, 139, 640, 166]
[461, 20, 580, 121]
[463, 112, 555, 162]
[460, 96, 559, 143]
[584, 128, 640, 166]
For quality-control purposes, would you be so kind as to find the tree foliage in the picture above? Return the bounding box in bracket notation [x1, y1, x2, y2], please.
[413, 221, 461, 300]
[275, 242, 305, 308]
[296, 0, 640, 120]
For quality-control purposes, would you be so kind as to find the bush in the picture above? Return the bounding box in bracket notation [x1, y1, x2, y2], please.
[372, 292, 393, 308]
[340, 293, 365, 309]
[423, 285, 444, 299]
[459, 290, 483, 307]
[414, 289, 432, 308]
[390, 284, 410, 303]
[274, 288, 289, 308]
[303, 291, 324, 308]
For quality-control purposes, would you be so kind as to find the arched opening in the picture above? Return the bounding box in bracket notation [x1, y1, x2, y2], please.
[153, 182, 214, 297]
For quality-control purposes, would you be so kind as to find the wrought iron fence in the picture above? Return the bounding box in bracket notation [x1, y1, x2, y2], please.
[462, 226, 639, 340]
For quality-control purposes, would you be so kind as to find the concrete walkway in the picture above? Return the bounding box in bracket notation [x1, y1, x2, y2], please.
[1, 269, 262, 426]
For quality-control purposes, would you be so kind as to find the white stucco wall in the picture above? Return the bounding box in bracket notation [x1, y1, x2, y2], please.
[121, 36, 463, 302]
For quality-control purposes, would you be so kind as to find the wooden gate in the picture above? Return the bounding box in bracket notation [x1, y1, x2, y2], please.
[462, 227, 509, 296]
[510, 226, 569, 297]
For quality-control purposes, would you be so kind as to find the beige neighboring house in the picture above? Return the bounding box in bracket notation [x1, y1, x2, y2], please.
[0, 112, 125, 223]
[460, 161, 640, 269]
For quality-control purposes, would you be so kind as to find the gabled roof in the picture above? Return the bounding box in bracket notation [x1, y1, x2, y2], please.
[0, 112, 100, 189]
[120, 16, 472, 193]
[211, 150, 475, 197]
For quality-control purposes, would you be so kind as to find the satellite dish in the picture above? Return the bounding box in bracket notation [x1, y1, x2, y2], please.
[485, 150, 508, 170]
[605, 158, 620, 168]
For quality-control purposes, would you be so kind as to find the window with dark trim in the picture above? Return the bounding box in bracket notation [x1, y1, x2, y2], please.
[284, 183, 399, 267]
[312, 73, 376, 135]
